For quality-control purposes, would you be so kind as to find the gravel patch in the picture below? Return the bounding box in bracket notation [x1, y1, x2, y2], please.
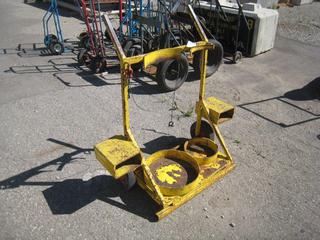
[277, 2, 320, 46]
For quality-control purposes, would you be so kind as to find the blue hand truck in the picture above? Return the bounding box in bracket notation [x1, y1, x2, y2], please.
[42, 0, 65, 55]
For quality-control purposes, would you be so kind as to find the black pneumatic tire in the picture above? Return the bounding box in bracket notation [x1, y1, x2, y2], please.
[89, 57, 106, 74]
[232, 51, 242, 64]
[156, 54, 189, 92]
[77, 49, 89, 66]
[79, 35, 90, 49]
[49, 41, 64, 55]
[193, 39, 223, 77]
[126, 45, 143, 72]
[190, 120, 214, 139]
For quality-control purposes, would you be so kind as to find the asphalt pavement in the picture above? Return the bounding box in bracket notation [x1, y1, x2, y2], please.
[0, 1, 319, 239]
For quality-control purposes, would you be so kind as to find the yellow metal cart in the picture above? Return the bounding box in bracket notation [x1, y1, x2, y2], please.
[95, 5, 235, 220]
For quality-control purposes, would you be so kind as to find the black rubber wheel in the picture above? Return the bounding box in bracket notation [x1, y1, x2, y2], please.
[190, 120, 214, 139]
[193, 39, 223, 77]
[77, 49, 88, 66]
[78, 32, 88, 42]
[232, 51, 242, 64]
[79, 35, 90, 49]
[127, 45, 143, 72]
[89, 57, 106, 73]
[156, 54, 189, 92]
[122, 38, 142, 54]
[170, 28, 189, 46]
[118, 172, 136, 190]
[44, 34, 58, 46]
[104, 29, 110, 42]
[49, 41, 64, 55]
[122, 40, 133, 54]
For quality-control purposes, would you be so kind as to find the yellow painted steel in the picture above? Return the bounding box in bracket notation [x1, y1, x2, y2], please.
[143, 150, 201, 198]
[183, 137, 218, 165]
[94, 135, 141, 179]
[94, 4, 236, 220]
[203, 97, 235, 124]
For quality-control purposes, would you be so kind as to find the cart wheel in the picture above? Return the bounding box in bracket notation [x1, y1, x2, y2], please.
[122, 38, 141, 54]
[193, 39, 223, 77]
[122, 39, 133, 54]
[118, 172, 136, 190]
[49, 41, 64, 55]
[127, 45, 142, 72]
[79, 35, 90, 49]
[77, 49, 88, 66]
[156, 54, 189, 92]
[90, 57, 106, 73]
[78, 31, 88, 39]
[170, 28, 189, 47]
[190, 120, 214, 139]
[44, 34, 58, 46]
[232, 51, 242, 64]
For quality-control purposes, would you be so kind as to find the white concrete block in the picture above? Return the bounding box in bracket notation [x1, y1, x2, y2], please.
[238, 0, 279, 8]
[291, 0, 314, 5]
[196, 1, 279, 56]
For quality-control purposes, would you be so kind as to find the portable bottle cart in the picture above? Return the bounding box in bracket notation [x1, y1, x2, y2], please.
[94, 5, 235, 220]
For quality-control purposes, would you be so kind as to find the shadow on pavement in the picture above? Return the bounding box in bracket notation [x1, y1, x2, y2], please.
[24, 1, 82, 18]
[0, 138, 159, 221]
[284, 77, 320, 101]
[0, 138, 92, 190]
[141, 135, 187, 154]
[238, 77, 320, 128]
[43, 175, 159, 221]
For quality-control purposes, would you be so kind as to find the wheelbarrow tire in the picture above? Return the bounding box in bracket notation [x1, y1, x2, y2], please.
[190, 120, 214, 139]
[193, 39, 223, 77]
[78, 31, 88, 39]
[49, 41, 64, 55]
[232, 51, 242, 64]
[79, 35, 90, 49]
[127, 45, 143, 72]
[118, 172, 136, 190]
[156, 53, 189, 92]
[122, 40, 133, 54]
[90, 57, 106, 74]
[44, 34, 58, 46]
[123, 38, 142, 54]
[77, 49, 87, 66]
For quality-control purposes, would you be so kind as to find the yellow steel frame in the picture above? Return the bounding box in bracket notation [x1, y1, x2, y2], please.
[96, 5, 235, 220]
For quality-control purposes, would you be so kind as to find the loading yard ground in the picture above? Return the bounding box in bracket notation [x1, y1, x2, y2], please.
[0, 1, 319, 239]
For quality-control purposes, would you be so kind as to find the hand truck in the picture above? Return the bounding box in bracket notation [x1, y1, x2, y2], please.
[43, 0, 65, 55]
[77, 0, 107, 73]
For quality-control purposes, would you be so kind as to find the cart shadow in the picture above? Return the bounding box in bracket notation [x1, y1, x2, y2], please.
[18, 45, 77, 58]
[238, 77, 320, 128]
[186, 71, 200, 82]
[5, 56, 121, 87]
[24, 1, 82, 19]
[0, 138, 158, 221]
[0, 138, 92, 190]
[129, 70, 202, 95]
[0, 42, 78, 58]
[126, 71, 163, 95]
[0, 43, 61, 57]
[283, 77, 320, 101]
[43, 175, 159, 221]
[141, 135, 187, 154]
[24, 0, 118, 18]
